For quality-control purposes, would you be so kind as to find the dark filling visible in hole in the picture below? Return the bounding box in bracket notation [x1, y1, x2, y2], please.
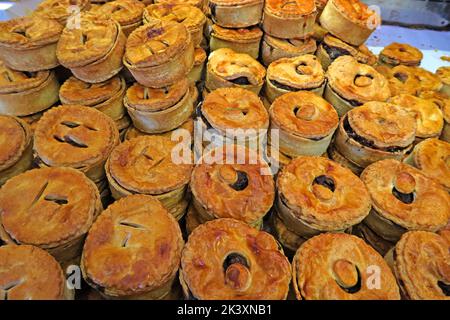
[23, 71, 34, 78]
[209, 2, 216, 18]
[119, 221, 146, 229]
[354, 74, 374, 85]
[44, 194, 68, 205]
[229, 77, 250, 85]
[343, 117, 407, 153]
[337, 266, 362, 294]
[54, 135, 88, 148]
[295, 62, 308, 76]
[13, 29, 27, 37]
[61, 121, 80, 128]
[121, 233, 131, 247]
[394, 72, 408, 83]
[81, 34, 88, 45]
[313, 175, 336, 192]
[322, 43, 351, 60]
[229, 171, 248, 191]
[438, 281, 450, 296]
[270, 79, 298, 91]
[392, 187, 414, 204]
[223, 253, 249, 272]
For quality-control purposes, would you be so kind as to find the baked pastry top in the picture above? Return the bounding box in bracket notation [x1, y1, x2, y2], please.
[436, 66, 450, 86]
[327, 56, 391, 104]
[82, 194, 184, 297]
[331, 0, 377, 26]
[191, 145, 274, 224]
[346, 102, 416, 149]
[380, 42, 423, 66]
[419, 90, 450, 114]
[265, 0, 316, 17]
[180, 218, 291, 299]
[0, 245, 66, 300]
[321, 34, 377, 66]
[267, 55, 325, 90]
[361, 159, 449, 231]
[413, 66, 443, 92]
[107, 135, 193, 194]
[125, 20, 190, 67]
[0, 167, 100, 247]
[270, 91, 338, 139]
[0, 16, 63, 49]
[376, 65, 420, 96]
[0, 61, 52, 94]
[125, 78, 189, 112]
[410, 138, 449, 190]
[393, 231, 449, 300]
[60, 76, 124, 106]
[34, 105, 119, 170]
[293, 233, 400, 300]
[56, 13, 119, 68]
[211, 24, 262, 42]
[201, 87, 269, 131]
[208, 48, 265, 86]
[277, 156, 371, 231]
[144, 4, 205, 31]
[93, 0, 145, 26]
[390, 94, 444, 138]
[0, 115, 30, 172]
[33, 0, 91, 24]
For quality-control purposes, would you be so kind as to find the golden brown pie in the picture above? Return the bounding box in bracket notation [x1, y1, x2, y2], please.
[209, 0, 263, 28]
[319, 0, 380, 46]
[0, 167, 102, 264]
[270, 91, 338, 157]
[155, 0, 206, 12]
[418, 90, 450, 142]
[33, 105, 120, 183]
[277, 156, 371, 239]
[190, 145, 274, 228]
[81, 194, 184, 299]
[333, 102, 416, 170]
[261, 35, 317, 67]
[180, 218, 291, 299]
[0, 116, 32, 186]
[144, 4, 206, 48]
[316, 34, 377, 71]
[124, 20, 194, 88]
[361, 159, 449, 244]
[325, 56, 391, 116]
[209, 25, 263, 59]
[265, 55, 325, 103]
[0, 61, 59, 116]
[385, 231, 449, 300]
[404, 138, 450, 191]
[379, 43, 423, 68]
[263, 0, 317, 39]
[188, 47, 206, 85]
[376, 65, 421, 96]
[57, 13, 126, 83]
[0, 245, 73, 300]
[413, 66, 443, 93]
[292, 233, 400, 300]
[206, 48, 266, 95]
[105, 135, 193, 220]
[93, 0, 145, 36]
[436, 66, 450, 96]
[389, 94, 444, 140]
[0, 16, 63, 72]
[125, 118, 194, 142]
[33, 0, 91, 25]
[124, 78, 193, 133]
[60, 75, 126, 121]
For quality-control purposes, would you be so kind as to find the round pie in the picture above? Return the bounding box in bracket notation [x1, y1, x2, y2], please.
[376, 65, 421, 96]
[292, 233, 400, 300]
[261, 35, 317, 67]
[60, 75, 126, 121]
[325, 56, 391, 116]
[263, 0, 317, 39]
[404, 138, 450, 191]
[0, 115, 32, 186]
[33, 105, 120, 183]
[385, 231, 449, 300]
[190, 145, 275, 228]
[82, 194, 184, 299]
[379, 42, 423, 67]
[333, 102, 416, 170]
[144, 4, 206, 48]
[0, 167, 102, 264]
[57, 13, 126, 83]
[210, 24, 263, 59]
[277, 156, 371, 238]
[390, 94, 444, 140]
[413, 66, 443, 93]
[0, 16, 63, 71]
[265, 54, 325, 103]
[124, 20, 194, 88]
[206, 48, 266, 95]
[180, 218, 291, 299]
[209, 0, 264, 28]
[270, 91, 338, 157]
[361, 159, 449, 243]
[33, 0, 91, 25]
[436, 66, 450, 96]
[0, 245, 73, 300]
[188, 47, 207, 85]
[319, 0, 380, 46]
[0, 61, 59, 116]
